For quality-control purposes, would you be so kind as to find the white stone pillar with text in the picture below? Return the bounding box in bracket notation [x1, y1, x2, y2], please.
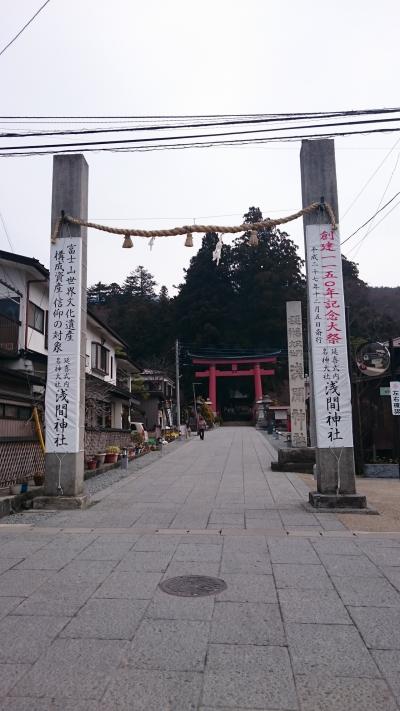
[286, 301, 307, 447]
[44, 155, 88, 499]
[305, 224, 354, 451]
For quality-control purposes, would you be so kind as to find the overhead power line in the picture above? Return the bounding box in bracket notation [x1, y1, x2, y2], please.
[2, 114, 400, 140]
[2, 125, 400, 158]
[341, 190, 400, 245]
[1, 107, 400, 120]
[0, 0, 51, 58]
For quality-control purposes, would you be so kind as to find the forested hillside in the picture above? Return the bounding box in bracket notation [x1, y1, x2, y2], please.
[87, 207, 400, 368]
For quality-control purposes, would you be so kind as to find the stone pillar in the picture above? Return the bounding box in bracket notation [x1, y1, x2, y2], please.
[300, 140, 366, 508]
[254, 363, 263, 401]
[209, 363, 217, 413]
[43, 155, 88, 504]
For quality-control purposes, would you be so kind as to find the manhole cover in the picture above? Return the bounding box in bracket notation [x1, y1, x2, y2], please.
[159, 575, 227, 597]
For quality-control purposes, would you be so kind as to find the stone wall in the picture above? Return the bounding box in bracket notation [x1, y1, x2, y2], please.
[0, 428, 133, 487]
[0, 438, 44, 487]
[84, 428, 132, 457]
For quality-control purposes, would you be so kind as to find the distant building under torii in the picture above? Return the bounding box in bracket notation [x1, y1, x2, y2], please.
[189, 348, 282, 416]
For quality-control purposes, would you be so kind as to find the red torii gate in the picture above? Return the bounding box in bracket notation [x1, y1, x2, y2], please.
[193, 355, 277, 413]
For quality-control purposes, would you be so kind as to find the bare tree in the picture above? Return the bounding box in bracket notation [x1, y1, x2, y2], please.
[85, 378, 115, 429]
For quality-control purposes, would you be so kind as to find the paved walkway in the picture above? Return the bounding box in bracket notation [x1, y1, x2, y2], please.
[1, 427, 400, 709]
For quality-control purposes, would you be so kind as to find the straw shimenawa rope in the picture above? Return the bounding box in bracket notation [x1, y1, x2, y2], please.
[51, 201, 337, 244]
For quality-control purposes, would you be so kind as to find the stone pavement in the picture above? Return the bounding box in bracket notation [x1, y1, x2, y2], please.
[1, 427, 400, 709]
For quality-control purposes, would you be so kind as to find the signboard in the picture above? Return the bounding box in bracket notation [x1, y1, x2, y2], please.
[45, 235, 82, 453]
[390, 382, 400, 416]
[275, 411, 287, 421]
[305, 224, 353, 448]
[286, 301, 307, 447]
[380, 387, 391, 397]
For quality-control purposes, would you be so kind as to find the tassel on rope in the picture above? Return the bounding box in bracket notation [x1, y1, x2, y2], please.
[185, 232, 193, 247]
[249, 230, 259, 246]
[122, 233, 133, 248]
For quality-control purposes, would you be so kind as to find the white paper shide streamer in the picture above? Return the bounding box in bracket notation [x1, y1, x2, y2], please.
[212, 234, 224, 265]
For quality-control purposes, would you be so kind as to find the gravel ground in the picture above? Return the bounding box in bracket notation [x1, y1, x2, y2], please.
[0, 438, 189, 526]
[300, 472, 400, 532]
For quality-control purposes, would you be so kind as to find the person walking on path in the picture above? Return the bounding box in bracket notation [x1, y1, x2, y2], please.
[198, 415, 206, 440]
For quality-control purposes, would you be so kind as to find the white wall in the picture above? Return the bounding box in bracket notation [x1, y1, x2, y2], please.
[26, 280, 48, 355]
[85, 319, 118, 385]
[0, 261, 48, 356]
[1, 259, 126, 388]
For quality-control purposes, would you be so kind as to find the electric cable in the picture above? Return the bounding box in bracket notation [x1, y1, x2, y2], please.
[350, 152, 400, 257]
[1, 107, 400, 120]
[342, 136, 400, 218]
[0, 211, 15, 251]
[2, 111, 400, 139]
[2, 115, 400, 150]
[342, 197, 400, 255]
[2, 125, 400, 158]
[341, 190, 400, 246]
[0, 0, 51, 58]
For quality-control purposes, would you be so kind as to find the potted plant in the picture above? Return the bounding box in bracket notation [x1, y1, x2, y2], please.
[33, 473, 45, 486]
[105, 445, 120, 464]
[86, 458, 97, 471]
[96, 452, 106, 466]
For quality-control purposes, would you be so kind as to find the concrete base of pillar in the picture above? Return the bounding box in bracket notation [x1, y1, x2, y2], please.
[33, 495, 89, 511]
[309, 491, 367, 510]
[45, 452, 85, 497]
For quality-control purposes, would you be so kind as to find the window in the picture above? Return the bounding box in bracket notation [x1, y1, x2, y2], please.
[0, 297, 20, 322]
[28, 301, 45, 333]
[110, 356, 113, 380]
[44, 311, 49, 349]
[0, 404, 31, 420]
[91, 342, 109, 374]
[96, 402, 112, 428]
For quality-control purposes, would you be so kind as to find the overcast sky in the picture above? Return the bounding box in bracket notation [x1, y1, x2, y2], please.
[1, 0, 399, 294]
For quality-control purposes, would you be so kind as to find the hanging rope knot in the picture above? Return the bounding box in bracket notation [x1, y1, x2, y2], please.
[249, 230, 259, 246]
[50, 213, 64, 244]
[63, 201, 337, 246]
[122, 233, 133, 248]
[184, 232, 193, 247]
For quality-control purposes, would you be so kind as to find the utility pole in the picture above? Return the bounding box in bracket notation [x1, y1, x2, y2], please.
[300, 139, 366, 508]
[175, 338, 181, 431]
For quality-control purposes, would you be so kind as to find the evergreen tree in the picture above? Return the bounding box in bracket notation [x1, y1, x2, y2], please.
[87, 281, 109, 304]
[231, 207, 305, 347]
[174, 232, 236, 347]
[159, 285, 169, 302]
[123, 266, 157, 299]
[342, 256, 396, 342]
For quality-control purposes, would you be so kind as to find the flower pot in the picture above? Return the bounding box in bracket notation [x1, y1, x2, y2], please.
[105, 453, 118, 464]
[96, 453, 106, 466]
[87, 460, 97, 471]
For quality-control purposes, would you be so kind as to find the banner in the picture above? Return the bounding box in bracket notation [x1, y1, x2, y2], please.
[390, 382, 400, 416]
[286, 301, 307, 447]
[306, 224, 353, 448]
[45, 236, 82, 453]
